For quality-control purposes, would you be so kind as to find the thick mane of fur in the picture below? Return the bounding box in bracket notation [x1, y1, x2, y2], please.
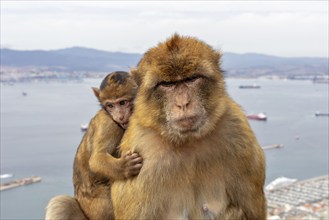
[165, 33, 181, 54]
[139, 34, 222, 82]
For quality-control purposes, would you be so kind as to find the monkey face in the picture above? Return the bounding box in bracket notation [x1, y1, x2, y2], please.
[93, 71, 137, 130]
[156, 75, 207, 134]
[103, 97, 134, 129]
[134, 35, 226, 144]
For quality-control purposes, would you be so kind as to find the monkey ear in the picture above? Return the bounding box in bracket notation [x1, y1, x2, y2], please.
[92, 87, 100, 99]
[130, 68, 143, 86]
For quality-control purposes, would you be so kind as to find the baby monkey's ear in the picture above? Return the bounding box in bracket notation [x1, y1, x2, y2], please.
[92, 87, 101, 100]
[130, 68, 142, 87]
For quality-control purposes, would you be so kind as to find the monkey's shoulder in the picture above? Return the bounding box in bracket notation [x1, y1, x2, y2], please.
[75, 109, 123, 153]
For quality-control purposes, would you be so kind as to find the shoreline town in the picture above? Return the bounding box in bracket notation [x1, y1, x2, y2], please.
[267, 175, 329, 219]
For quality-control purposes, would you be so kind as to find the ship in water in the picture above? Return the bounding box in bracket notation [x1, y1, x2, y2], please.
[262, 144, 284, 150]
[246, 112, 267, 121]
[81, 123, 88, 132]
[0, 176, 42, 191]
[0, 173, 14, 179]
[315, 112, 329, 117]
[265, 176, 298, 191]
[313, 76, 329, 84]
[239, 84, 261, 89]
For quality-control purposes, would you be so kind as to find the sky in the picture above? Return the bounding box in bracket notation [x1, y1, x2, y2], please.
[1, 1, 328, 57]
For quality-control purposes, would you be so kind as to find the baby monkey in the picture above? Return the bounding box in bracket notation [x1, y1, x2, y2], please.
[92, 71, 135, 130]
[45, 71, 142, 220]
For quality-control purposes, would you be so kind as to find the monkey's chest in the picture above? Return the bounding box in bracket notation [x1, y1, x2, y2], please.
[138, 147, 227, 219]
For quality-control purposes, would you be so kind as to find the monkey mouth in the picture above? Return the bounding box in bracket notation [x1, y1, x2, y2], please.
[174, 116, 200, 131]
[120, 122, 129, 129]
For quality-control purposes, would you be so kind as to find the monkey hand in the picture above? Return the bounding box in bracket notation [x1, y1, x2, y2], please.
[121, 151, 143, 179]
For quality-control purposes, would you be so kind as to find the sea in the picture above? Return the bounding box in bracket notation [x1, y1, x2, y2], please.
[1, 78, 328, 219]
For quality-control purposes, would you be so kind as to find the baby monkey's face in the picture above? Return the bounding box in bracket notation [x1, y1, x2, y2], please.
[92, 71, 137, 130]
[103, 97, 134, 129]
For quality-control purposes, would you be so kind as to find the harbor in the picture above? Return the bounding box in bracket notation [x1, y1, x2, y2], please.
[266, 175, 329, 219]
[0, 176, 42, 191]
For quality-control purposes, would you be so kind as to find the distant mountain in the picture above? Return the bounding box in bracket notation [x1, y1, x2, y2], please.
[222, 52, 328, 69]
[221, 53, 328, 78]
[0, 47, 141, 72]
[1, 47, 328, 77]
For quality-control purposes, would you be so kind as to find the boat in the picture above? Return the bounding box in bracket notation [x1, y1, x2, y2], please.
[0, 173, 14, 179]
[246, 112, 267, 121]
[262, 144, 283, 150]
[81, 123, 88, 132]
[239, 84, 261, 89]
[22, 92, 27, 96]
[265, 176, 297, 191]
[0, 176, 42, 191]
[315, 112, 329, 117]
[313, 77, 329, 84]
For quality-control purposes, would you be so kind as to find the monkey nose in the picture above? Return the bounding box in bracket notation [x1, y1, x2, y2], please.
[176, 102, 189, 111]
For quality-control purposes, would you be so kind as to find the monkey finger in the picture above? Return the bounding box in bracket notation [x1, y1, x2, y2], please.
[123, 151, 132, 159]
[129, 165, 143, 175]
[124, 155, 134, 162]
[129, 153, 140, 159]
[131, 157, 143, 164]
[127, 157, 143, 167]
[125, 153, 140, 162]
[133, 163, 143, 169]
[128, 163, 142, 171]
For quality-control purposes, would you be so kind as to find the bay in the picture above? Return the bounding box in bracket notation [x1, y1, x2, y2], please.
[0, 78, 328, 219]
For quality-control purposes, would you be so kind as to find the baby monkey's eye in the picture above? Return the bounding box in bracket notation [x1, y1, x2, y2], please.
[119, 100, 127, 106]
[107, 103, 114, 108]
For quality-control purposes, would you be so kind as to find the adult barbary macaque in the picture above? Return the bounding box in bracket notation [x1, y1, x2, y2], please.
[112, 35, 266, 219]
[45, 71, 142, 220]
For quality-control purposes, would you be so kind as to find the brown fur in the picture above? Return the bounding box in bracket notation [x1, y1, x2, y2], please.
[45, 71, 142, 220]
[111, 34, 266, 219]
[45, 195, 88, 220]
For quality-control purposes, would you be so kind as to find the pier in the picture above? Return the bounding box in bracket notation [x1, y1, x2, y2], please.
[0, 176, 42, 191]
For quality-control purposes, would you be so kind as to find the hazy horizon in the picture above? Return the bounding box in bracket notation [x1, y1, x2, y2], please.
[1, 45, 328, 59]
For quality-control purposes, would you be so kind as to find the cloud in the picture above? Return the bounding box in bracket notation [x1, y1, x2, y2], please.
[1, 1, 328, 57]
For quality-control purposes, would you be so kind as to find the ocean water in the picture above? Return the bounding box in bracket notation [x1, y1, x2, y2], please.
[0, 78, 328, 219]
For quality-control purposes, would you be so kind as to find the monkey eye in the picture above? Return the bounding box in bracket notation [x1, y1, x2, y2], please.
[157, 81, 176, 88]
[107, 103, 114, 108]
[119, 100, 127, 106]
[185, 75, 202, 84]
